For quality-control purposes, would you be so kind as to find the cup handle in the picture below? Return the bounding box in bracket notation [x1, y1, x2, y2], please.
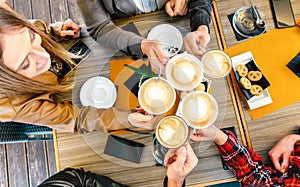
[192, 128, 197, 134]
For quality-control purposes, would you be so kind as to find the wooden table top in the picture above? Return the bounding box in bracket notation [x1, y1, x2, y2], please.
[214, 0, 300, 166]
[55, 7, 246, 187]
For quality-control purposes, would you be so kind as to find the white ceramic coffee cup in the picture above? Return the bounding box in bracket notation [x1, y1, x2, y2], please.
[201, 50, 232, 78]
[166, 53, 204, 91]
[155, 115, 189, 149]
[179, 91, 218, 129]
[138, 77, 176, 115]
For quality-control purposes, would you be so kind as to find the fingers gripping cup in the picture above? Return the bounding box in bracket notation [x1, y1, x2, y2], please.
[179, 91, 218, 130]
[202, 50, 232, 78]
[166, 53, 204, 91]
[138, 77, 176, 115]
[153, 115, 189, 165]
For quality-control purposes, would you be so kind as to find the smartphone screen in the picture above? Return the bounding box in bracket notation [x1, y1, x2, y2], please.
[287, 52, 300, 78]
[60, 40, 92, 77]
[270, 0, 295, 28]
[104, 135, 145, 164]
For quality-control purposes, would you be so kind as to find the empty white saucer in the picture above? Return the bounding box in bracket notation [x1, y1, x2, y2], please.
[147, 24, 183, 57]
[80, 76, 117, 109]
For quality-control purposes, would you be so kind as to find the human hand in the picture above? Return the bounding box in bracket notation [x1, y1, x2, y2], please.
[183, 25, 210, 59]
[128, 110, 156, 130]
[269, 134, 300, 173]
[165, 0, 188, 17]
[164, 143, 198, 187]
[141, 39, 169, 73]
[189, 125, 228, 146]
[61, 19, 81, 39]
[189, 125, 218, 142]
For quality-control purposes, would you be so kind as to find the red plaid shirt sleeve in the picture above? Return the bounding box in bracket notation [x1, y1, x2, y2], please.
[216, 131, 284, 186]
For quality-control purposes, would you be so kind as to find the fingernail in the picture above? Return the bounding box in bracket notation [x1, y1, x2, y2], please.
[179, 146, 186, 153]
[162, 58, 168, 64]
[281, 169, 285, 173]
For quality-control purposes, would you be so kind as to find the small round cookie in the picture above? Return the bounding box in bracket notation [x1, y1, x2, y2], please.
[239, 77, 251, 89]
[247, 71, 262, 81]
[250, 85, 263, 96]
[236, 64, 248, 77]
[195, 83, 206, 92]
[180, 91, 188, 99]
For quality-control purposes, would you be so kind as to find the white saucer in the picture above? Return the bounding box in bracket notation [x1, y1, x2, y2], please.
[80, 76, 117, 109]
[147, 24, 183, 57]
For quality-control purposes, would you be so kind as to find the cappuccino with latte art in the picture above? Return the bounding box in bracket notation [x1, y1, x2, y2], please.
[156, 115, 188, 149]
[138, 77, 176, 115]
[202, 50, 232, 78]
[180, 91, 218, 129]
[166, 53, 203, 91]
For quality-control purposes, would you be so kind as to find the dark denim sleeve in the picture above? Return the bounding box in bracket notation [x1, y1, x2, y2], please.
[188, 0, 212, 32]
[37, 167, 129, 187]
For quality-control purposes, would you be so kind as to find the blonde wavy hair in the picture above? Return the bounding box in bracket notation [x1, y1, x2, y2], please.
[0, 7, 75, 96]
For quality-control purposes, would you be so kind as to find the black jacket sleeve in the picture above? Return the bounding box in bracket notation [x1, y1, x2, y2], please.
[37, 167, 129, 187]
[188, 0, 213, 32]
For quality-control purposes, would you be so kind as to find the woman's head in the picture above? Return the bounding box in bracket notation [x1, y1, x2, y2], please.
[0, 7, 74, 95]
[1, 24, 51, 78]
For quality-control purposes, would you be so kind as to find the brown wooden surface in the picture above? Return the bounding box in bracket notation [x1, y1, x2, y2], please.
[0, 0, 74, 186]
[214, 0, 300, 166]
[4, 0, 295, 186]
[55, 2, 246, 187]
[0, 145, 8, 187]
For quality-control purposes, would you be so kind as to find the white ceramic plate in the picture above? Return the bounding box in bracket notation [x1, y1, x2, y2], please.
[147, 24, 183, 57]
[80, 76, 117, 109]
[231, 51, 272, 110]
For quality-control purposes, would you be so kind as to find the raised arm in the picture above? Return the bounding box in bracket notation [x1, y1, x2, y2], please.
[0, 72, 133, 133]
[183, 0, 212, 58]
[1, 93, 132, 134]
[188, 0, 212, 32]
[76, 0, 144, 59]
[190, 126, 284, 186]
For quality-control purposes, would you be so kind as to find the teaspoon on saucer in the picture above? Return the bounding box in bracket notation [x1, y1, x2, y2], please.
[249, 0, 266, 28]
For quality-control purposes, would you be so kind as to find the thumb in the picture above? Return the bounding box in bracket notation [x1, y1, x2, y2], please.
[280, 155, 290, 173]
[173, 146, 187, 170]
[60, 30, 76, 37]
[165, 2, 174, 17]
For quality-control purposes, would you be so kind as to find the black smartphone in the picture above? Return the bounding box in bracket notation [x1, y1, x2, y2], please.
[60, 39, 92, 77]
[287, 52, 300, 78]
[104, 135, 145, 164]
[270, 0, 296, 28]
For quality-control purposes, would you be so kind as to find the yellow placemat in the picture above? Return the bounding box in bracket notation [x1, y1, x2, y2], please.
[225, 24, 300, 120]
[110, 58, 179, 115]
[110, 57, 141, 110]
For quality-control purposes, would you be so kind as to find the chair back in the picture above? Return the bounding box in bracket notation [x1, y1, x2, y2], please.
[0, 122, 53, 144]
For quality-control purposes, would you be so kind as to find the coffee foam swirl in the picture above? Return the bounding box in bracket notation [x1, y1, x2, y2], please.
[167, 56, 203, 91]
[139, 78, 175, 114]
[203, 51, 231, 78]
[157, 116, 188, 148]
[181, 92, 218, 128]
[172, 59, 197, 84]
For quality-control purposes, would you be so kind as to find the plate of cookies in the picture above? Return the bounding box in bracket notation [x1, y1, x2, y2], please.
[231, 51, 272, 110]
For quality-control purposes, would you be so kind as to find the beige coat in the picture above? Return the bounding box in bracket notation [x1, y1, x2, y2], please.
[0, 0, 131, 133]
